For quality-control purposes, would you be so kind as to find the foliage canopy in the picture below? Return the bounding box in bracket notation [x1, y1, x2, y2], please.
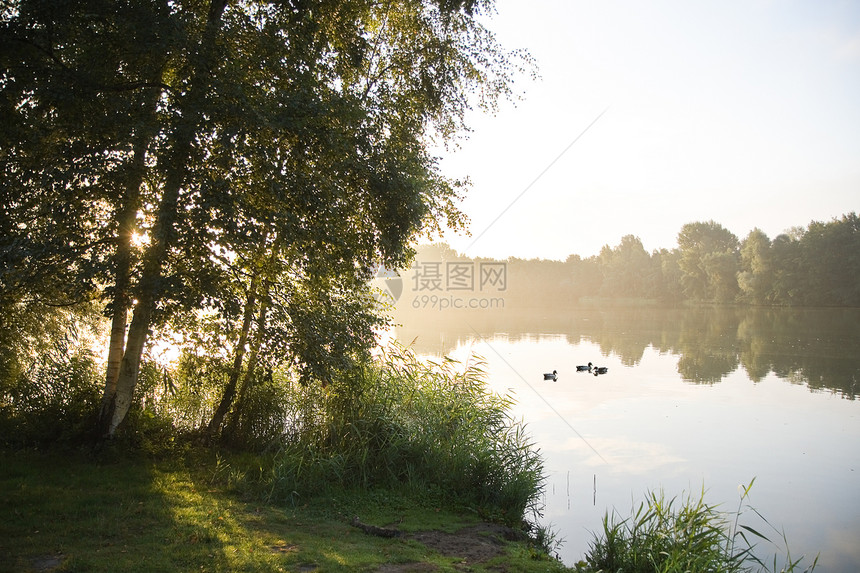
[1, 0, 530, 437]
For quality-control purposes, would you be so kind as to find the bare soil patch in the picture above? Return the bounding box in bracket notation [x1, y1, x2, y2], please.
[373, 523, 529, 572]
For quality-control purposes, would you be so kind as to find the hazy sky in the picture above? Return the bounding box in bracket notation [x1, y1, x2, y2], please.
[433, 0, 860, 260]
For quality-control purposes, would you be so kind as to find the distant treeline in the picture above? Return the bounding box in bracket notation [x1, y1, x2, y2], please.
[416, 212, 860, 307]
[393, 306, 860, 399]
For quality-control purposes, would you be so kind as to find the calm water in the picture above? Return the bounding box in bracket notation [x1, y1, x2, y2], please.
[391, 306, 860, 571]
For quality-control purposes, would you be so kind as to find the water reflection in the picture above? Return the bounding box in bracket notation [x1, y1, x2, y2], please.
[392, 306, 860, 399]
[391, 304, 860, 570]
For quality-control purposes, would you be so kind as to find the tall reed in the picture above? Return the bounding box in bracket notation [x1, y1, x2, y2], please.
[578, 480, 818, 573]
[265, 344, 545, 524]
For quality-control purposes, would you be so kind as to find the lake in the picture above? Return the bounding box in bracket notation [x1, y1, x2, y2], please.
[389, 305, 860, 571]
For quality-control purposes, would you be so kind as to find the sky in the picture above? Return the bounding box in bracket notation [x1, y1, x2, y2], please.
[432, 0, 860, 261]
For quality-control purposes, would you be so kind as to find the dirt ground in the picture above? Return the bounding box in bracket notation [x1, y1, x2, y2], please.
[374, 523, 529, 572]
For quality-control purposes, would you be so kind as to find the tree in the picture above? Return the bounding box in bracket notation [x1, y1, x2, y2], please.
[676, 221, 739, 302]
[597, 235, 651, 297]
[769, 233, 801, 304]
[650, 248, 684, 302]
[738, 228, 772, 304]
[798, 213, 860, 306]
[1, 0, 177, 435]
[560, 254, 600, 302]
[2, 0, 528, 438]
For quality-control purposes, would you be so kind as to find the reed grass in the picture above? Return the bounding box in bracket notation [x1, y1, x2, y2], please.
[264, 344, 546, 527]
[577, 479, 818, 573]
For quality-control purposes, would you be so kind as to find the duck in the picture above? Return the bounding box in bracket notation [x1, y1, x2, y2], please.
[593, 366, 608, 375]
[543, 370, 558, 381]
[576, 362, 593, 372]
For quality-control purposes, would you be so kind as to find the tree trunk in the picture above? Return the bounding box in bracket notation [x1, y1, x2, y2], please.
[107, 291, 155, 435]
[98, 114, 157, 434]
[204, 273, 259, 440]
[224, 275, 272, 439]
[107, 145, 188, 434]
[223, 235, 282, 438]
[103, 0, 230, 436]
[106, 118, 194, 435]
[99, 199, 134, 430]
[208, 232, 279, 441]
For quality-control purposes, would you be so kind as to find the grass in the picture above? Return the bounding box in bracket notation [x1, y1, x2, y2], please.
[574, 480, 819, 573]
[263, 345, 546, 528]
[0, 448, 568, 573]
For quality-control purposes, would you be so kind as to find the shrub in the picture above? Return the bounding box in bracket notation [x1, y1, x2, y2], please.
[0, 351, 101, 446]
[0, 303, 103, 446]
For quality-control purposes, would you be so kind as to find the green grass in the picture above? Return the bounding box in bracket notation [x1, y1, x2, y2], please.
[264, 345, 546, 528]
[0, 449, 568, 573]
[574, 481, 819, 573]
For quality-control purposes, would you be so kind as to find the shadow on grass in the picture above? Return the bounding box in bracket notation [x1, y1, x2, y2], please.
[0, 450, 334, 571]
[0, 450, 563, 573]
[0, 449, 244, 571]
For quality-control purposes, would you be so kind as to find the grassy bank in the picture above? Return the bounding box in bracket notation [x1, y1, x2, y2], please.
[0, 449, 567, 573]
[1, 343, 820, 573]
[1, 344, 563, 571]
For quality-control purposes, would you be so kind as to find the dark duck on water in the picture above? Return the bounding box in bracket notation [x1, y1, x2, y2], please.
[543, 369, 558, 381]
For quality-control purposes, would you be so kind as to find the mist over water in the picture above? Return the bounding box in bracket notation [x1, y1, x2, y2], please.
[390, 305, 860, 570]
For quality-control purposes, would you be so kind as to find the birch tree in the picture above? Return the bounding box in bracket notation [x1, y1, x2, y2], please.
[1, 0, 528, 438]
